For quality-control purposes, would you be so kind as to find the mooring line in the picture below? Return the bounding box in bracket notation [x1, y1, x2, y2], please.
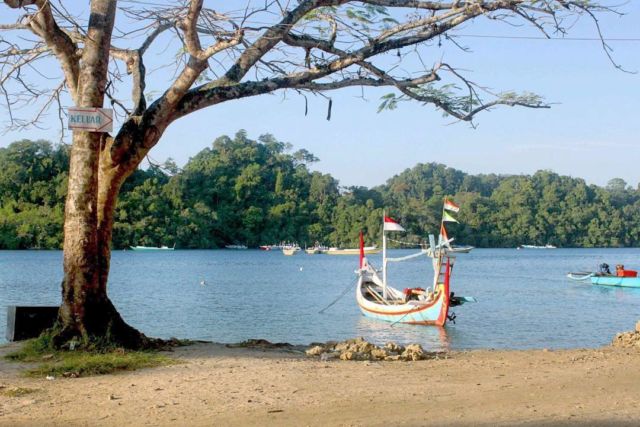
[319, 277, 359, 314]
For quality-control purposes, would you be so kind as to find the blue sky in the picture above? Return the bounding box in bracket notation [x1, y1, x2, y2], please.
[1, 2, 639, 188]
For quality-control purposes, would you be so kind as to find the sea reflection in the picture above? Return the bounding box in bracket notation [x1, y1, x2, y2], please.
[355, 316, 450, 352]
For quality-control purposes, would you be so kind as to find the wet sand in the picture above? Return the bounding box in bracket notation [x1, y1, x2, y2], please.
[1, 341, 640, 426]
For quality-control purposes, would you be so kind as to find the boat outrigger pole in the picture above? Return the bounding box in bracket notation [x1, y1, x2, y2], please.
[382, 210, 388, 300]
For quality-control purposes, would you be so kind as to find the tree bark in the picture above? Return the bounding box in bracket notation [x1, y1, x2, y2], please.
[56, 133, 151, 349]
[54, 0, 149, 349]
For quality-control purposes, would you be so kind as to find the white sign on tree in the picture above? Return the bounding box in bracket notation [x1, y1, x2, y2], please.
[67, 107, 113, 132]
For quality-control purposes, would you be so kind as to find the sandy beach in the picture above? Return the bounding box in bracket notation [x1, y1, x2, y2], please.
[2, 337, 640, 427]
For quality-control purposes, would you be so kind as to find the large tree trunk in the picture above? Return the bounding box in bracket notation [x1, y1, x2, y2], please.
[53, 0, 149, 349]
[56, 133, 147, 349]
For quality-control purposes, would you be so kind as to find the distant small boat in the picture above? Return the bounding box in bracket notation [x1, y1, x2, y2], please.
[450, 245, 474, 254]
[130, 244, 175, 251]
[282, 244, 301, 255]
[225, 244, 248, 250]
[305, 243, 328, 254]
[326, 246, 380, 255]
[259, 243, 285, 250]
[518, 244, 556, 249]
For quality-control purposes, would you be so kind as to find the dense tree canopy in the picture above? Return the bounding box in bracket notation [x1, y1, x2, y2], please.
[2, 134, 639, 250]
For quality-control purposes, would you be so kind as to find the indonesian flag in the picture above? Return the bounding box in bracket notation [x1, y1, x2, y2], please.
[439, 223, 452, 247]
[384, 216, 405, 232]
[444, 198, 460, 213]
[439, 222, 449, 242]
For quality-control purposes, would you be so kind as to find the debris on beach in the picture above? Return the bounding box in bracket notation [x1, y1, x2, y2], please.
[225, 339, 306, 353]
[612, 321, 640, 348]
[227, 339, 293, 349]
[305, 337, 446, 361]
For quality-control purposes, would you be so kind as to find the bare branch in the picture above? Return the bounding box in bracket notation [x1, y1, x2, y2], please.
[0, 22, 29, 30]
[221, 0, 347, 84]
[14, 0, 81, 102]
[139, 21, 172, 55]
[4, 0, 37, 7]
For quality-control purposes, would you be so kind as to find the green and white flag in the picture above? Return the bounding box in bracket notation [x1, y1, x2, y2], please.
[442, 210, 458, 223]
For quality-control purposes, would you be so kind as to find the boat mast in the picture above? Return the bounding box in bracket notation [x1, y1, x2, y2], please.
[434, 198, 447, 289]
[382, 210, 388, 299]
[439, 201, 445, 247]
[429, 234, 439, 289]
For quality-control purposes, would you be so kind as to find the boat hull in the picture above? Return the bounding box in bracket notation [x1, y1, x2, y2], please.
[327, 248, 380, 255]
[356, 280, 450, 326]
[591, 276, 640, 288]
[129, 246, 174, 251]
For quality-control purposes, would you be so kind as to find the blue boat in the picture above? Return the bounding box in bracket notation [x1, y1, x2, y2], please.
[591, 276, 640, 288]
[569, 263, 640, 288]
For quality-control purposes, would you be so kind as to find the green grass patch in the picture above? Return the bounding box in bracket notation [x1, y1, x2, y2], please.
[5, 337, 176, 378]
[5, 335, 55, 363]
[0, 386, 39, 397]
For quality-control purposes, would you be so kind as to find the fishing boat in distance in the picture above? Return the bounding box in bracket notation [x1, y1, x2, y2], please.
[450, 245, 474, 254]
[517, 244, 557, 249]
[326, 246, 380, 255]
[305, 243, 328, 254]
[356, 200, 475, 326]
[259, 243, 284, 251]
[225, 244, 248, 250]
[568, 263, 640, 288]
[282, 243, 301, 256]
[130, 244, 175, 251]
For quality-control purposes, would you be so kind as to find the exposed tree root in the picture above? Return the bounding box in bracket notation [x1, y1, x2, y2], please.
[51, 297, 168, 351]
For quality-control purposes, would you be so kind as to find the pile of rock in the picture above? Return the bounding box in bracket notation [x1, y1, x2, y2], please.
[305, 337, 443, 361]
[612, 321, 640, 348]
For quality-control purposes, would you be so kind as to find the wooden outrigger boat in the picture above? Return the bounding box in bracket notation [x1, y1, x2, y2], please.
[305, 242, 328, 254]
[356, 201, 475, 326]
[282, 244, 301, 255]
[568, 263, 640, 288]
[130, 244, 175, 251]
[326, 246, 380, 255]
[518, 244, 556, 249]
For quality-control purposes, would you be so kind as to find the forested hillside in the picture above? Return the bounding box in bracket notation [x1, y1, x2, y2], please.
[1, 132, 638, 249]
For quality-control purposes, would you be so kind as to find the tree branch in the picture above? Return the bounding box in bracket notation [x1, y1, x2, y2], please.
[4, 0, 82, 102]
[220, 0, 348, 85]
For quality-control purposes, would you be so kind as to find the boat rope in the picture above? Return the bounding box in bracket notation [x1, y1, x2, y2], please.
[566, 272, 594, 281]
[389, 306, 418, 327]
[386, 237, 424, 247]
[318, 277, 359, 314]
[386, 250, 428, 263]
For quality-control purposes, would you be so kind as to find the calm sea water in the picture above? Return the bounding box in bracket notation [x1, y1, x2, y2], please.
[2, 248, 640, 351]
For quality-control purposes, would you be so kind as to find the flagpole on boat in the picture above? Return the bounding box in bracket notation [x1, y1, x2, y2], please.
[440, 197, 447, 248]
[382, 209, 388, 299]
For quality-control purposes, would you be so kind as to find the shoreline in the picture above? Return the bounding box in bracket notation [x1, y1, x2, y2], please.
[2, 336, 640, 426]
